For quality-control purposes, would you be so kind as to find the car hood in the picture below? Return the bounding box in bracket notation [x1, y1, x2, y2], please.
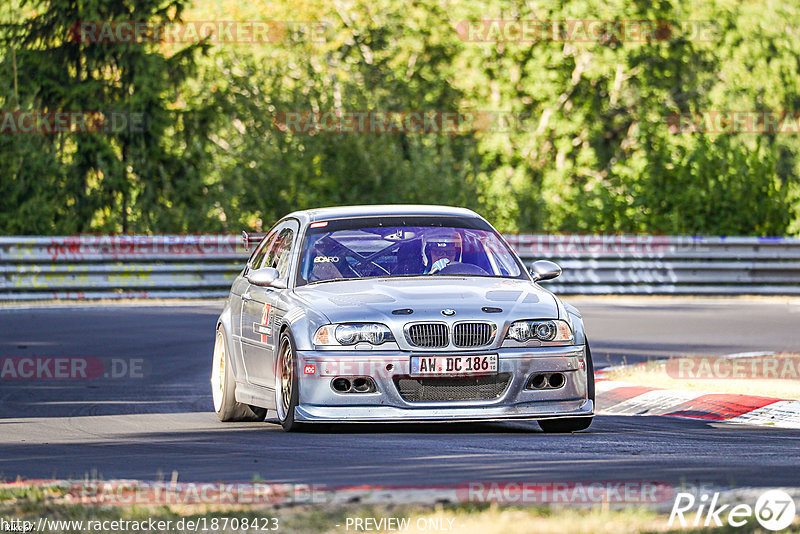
[291, 277, 559, 324]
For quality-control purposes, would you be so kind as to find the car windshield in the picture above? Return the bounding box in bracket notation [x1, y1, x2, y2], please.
[297, 216, 525, 285]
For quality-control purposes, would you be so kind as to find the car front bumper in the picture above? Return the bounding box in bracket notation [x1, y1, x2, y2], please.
[294, 345, 593, 423]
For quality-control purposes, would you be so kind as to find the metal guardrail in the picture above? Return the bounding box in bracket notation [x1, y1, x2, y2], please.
[504, 235, 800, 295]
[1, 234, 800, 300]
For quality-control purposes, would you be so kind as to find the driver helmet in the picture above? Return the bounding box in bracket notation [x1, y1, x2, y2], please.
[423, 228, 463, 271]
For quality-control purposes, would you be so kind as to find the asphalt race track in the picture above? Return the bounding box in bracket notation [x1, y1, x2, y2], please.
[1, 297, 799, 488]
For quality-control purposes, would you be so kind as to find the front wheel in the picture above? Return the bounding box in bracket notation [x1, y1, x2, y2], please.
[275, 331, 303, 432]
[211, 327, 267, 422]
[539, 340, 595, 433]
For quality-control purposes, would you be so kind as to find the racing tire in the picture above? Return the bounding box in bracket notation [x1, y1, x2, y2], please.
[211, 327, 268, 422]
[276, 330, 303, 432]
[538, 341, 595, 433]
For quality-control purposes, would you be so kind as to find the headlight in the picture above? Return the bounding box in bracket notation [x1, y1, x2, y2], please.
[313, 323, 395, 346]
[506, 319, 573, 344]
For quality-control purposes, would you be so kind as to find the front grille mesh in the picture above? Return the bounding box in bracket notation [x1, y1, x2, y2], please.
[407, 323, 448, 348]
[452, 322, 495, 347]
[394, 373, 512, 402]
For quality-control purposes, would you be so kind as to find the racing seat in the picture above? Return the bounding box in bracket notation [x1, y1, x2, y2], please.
[308, 247, 345, 282]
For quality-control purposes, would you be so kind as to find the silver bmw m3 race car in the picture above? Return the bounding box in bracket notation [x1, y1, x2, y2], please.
[212, 205, 594, 432]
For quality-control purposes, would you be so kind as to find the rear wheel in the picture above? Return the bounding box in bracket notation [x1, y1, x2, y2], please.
[275, 331, 303, 432]
[211, 328, 267, 422]
[539, 341, 595, 433]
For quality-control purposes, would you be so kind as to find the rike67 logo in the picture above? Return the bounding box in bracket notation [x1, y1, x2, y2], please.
[669, 489, 796, 531]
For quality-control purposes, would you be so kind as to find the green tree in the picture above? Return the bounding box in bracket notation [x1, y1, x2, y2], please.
[191, 0, 489, 232]
[0, 0, 209, 233]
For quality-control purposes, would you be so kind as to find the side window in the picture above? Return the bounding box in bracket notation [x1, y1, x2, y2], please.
[248, 232, 275, 273]
[266, 228, 295, 279]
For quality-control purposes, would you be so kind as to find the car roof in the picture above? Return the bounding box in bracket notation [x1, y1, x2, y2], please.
[284, 205, 483, 224]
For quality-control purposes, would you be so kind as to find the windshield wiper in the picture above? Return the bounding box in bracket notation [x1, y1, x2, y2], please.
[306, 277, 356, 285]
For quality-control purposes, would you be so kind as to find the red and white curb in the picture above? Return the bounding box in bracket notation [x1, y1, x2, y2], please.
[595, 366, 800, 429]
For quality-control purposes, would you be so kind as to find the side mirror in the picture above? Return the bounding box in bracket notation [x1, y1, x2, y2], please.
[247, 267, 287, 289]
[530, 260, 562, 282]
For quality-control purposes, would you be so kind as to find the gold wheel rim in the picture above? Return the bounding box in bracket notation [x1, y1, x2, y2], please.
[211, 331, 226, 412]
[280, 344, 293, 414]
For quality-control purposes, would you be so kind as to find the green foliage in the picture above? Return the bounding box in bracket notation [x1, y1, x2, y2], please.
[196, 0, 486, 231]
[0, 0, 798, 235]
[452, 0, 796, 234]
[0, 0, 209, 233]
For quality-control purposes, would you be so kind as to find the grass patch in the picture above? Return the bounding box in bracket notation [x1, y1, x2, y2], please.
[1, 492, 799, 534]
[0, 484, 68, 503]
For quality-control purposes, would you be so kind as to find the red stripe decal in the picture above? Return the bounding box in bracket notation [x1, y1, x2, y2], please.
[665, 394, 783, 420]
[596, 386, 656, 411]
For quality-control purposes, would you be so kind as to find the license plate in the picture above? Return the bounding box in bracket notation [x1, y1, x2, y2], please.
[410, 354, 498, 376]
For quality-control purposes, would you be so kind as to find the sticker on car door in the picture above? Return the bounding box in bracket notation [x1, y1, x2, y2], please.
[252, 303, 271, 342]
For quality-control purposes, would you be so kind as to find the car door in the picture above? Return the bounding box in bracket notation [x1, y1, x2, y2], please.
[231, 232, 274, 369]
[240, 221, 298, 388]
